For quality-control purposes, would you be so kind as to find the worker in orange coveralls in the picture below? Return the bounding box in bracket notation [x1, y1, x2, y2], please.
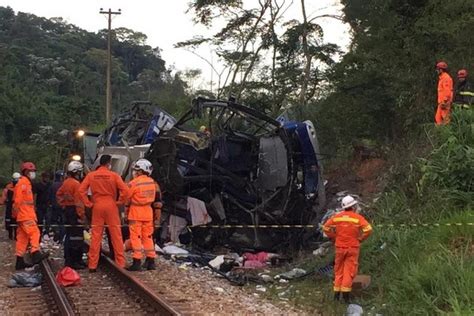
[56, 161, 86, 269]
[126, 159, 162, 271]
[79, 154, 129, 272]
[435, 61, 454, 125]
[323, 195, 372, 303]
[13, 162, 49, 270]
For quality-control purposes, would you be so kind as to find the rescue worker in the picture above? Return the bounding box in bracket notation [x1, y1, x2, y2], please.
[435, 61, 454, 125]
[13, 162, 49, 270]
[34, 171, 51, 239]
[56, 161, 86, 269]
[453, 69, 473, 108]
[79, 154, 129, 272]
[126, 159, 162, 271]
[1, 172, 21, 240]
[323, 195, 372, 303]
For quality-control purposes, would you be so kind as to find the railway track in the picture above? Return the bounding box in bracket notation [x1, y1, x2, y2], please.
[13, 251, 195, 315]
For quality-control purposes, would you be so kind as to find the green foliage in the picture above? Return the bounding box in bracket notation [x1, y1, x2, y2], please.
[419, 109, 474, 193]
[313, 0, 474, 151]
[0, 6, 189, 147]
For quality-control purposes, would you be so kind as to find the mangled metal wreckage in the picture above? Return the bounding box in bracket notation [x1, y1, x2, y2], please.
[91, 98, 326, 250]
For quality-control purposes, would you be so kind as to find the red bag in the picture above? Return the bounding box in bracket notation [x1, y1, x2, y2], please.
[56, 267, 81, 287]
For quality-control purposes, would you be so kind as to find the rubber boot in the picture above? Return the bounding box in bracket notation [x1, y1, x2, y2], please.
[31, 251, 49, 264]
[333, 291, 341, 301]
[144, 257, 156, 271]
[15, 256, 33, 270]
[127, 258, 142, 271]
[342, 292, 352, 304]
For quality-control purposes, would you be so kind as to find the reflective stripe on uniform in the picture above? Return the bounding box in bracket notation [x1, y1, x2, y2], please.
[362, 224, 373, 232]
[333, 217, 359, 224]
[340, 286, 352, 292]
[134, 181, 155, 187]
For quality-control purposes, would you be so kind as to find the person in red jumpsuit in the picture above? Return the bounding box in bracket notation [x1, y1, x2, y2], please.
[79, 155, 129, 272]
[13, 162, 49, 270]
[126, 159, 162, 271]
[435, 61, 454, 125]
[57, 161, 86, 269]
[323, 195, 372, 303]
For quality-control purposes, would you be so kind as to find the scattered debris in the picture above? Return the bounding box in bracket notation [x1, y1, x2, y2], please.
[214, 287, 225, 293]
[312, 241, 333, 257]
[208, 255, 225, 269]
[353, 275, 371, 290]
[279, 268, 307, 280]
[161, 245, 189, 255]
[56, 267, 81, 287]
[255, 285, 267, 292]
[347, 304, 363, 315]
[8, 271, 43, 288]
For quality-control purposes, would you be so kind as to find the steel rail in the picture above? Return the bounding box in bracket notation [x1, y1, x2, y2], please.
[99, 253, 181, 316]
[39, 259, 75, 316]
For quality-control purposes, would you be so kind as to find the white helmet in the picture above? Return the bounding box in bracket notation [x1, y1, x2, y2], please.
[341, 195, 358, 209]
[133, 159, 153, 175]
[68, 161, 83, 173]
[12, 172, 21, 180]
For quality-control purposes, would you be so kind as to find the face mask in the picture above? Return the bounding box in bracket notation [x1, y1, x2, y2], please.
[29, 171, 36, 180]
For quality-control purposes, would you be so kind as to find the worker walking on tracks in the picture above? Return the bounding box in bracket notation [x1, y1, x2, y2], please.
[435, 61, 454, 125]
[13, 162, 49, 270]
[57, 161, 86, 269]
[454, 69, 473, 108]
[79, 154, 129, 272]
[126, 159, 161, 271]
[1, 172, 21, 240]
[323, 195, 372, 303]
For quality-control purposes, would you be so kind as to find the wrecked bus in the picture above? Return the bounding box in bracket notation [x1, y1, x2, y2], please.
[87, 98, 326, 250]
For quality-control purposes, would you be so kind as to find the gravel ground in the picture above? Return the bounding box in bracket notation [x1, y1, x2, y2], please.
[0, 233, 16, 312]
[128, 254, 305, 315]
[0, 224, 305, 315]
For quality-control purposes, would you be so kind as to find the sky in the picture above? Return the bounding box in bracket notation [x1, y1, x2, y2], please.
[0, 0, 351, 86]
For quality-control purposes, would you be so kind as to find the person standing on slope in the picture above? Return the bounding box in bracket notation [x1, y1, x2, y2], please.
[323, 195, 372, 303]
[435, 61, 454, 125]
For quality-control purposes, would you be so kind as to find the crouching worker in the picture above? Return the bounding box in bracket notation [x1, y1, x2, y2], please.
[56, 161, 86, 269]
[13, 162, 49, 270]
[126, 159, 161, 271]
[323, 195, 372, 303]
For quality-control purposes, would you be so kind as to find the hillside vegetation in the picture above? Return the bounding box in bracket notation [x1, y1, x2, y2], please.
[0, 6, 191, 181]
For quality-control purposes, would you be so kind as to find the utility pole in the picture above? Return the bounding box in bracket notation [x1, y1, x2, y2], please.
[99, 8, 121, 125]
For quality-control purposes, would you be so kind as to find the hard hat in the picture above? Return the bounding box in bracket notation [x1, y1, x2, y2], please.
[199, 125, 207, 132]
[132, 158, 153, 175]
[12, 172, 21, 180]
[341, 195, 358, 209]
[20, 162, 36, 173]
[436, 61, 448, 70]
[67, 161, 83, 173]
[457, 69, 468, 78]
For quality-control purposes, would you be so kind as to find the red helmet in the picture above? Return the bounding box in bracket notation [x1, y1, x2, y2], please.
[20, 162, 37, 173]
[457, 69, 468, 78]
[436, 61, 448, 70]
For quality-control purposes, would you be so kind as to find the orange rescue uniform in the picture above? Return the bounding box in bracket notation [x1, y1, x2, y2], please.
[323, 210, 372, 293]
[127, 175, 160, 260]
[79, 166, 129, 269]
[56, 177, 85, 219]
[435, 71, 454, 125]
[13, 176, 40, 257]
